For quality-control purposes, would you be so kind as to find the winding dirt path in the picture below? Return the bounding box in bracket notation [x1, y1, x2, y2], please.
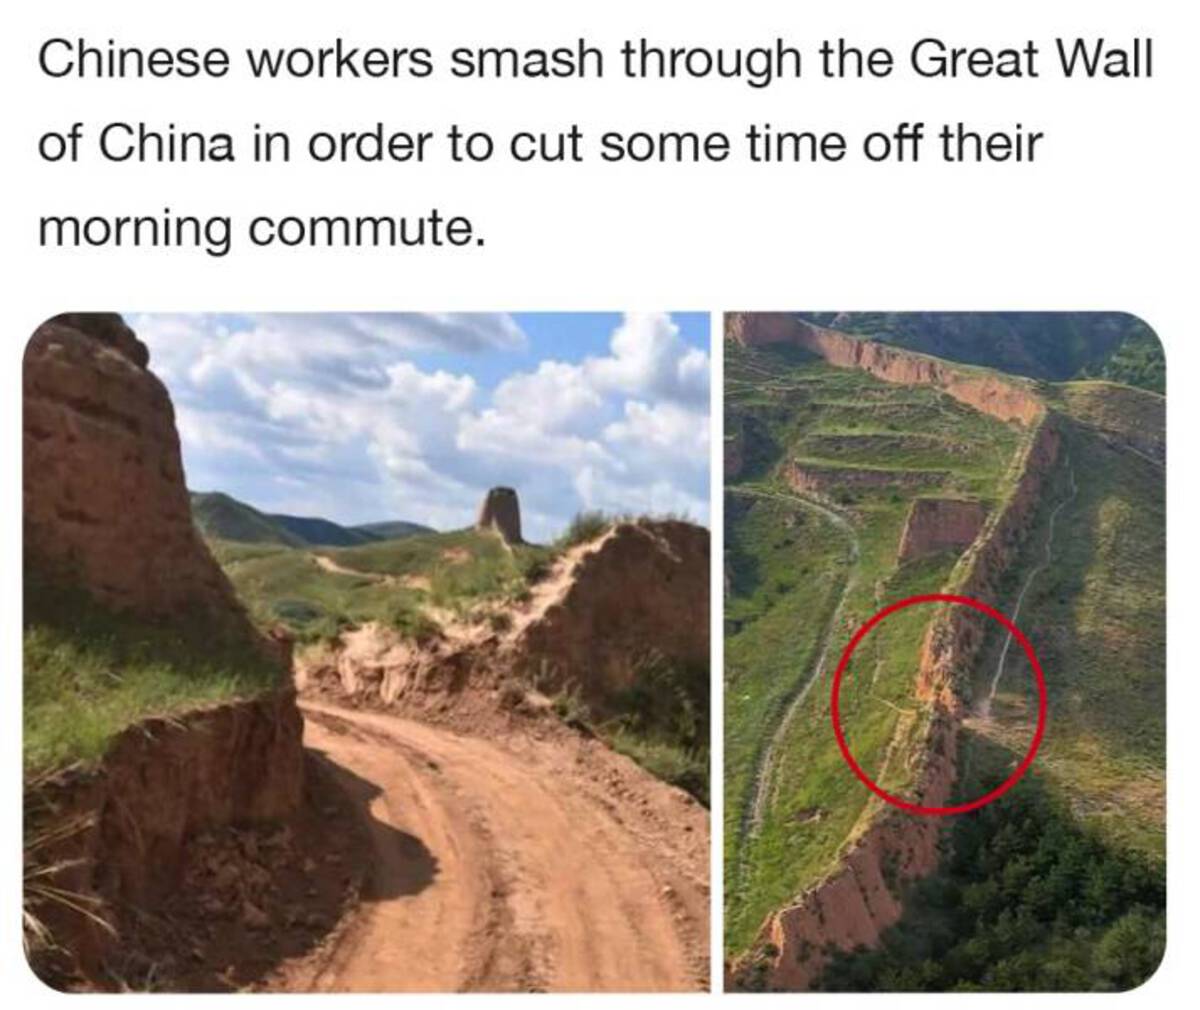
[730, 487, 859, 838]
[277, 701, 707, 993]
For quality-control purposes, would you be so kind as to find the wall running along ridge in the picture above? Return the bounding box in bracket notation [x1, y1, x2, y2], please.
[23, 314, 302, 982]
[296, 520, 710, 721]
[726, 312, 1045, 425]
[726, 313, 1059, 990]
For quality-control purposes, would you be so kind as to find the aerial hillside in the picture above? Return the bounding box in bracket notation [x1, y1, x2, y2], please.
[725, 313, 1165, 992]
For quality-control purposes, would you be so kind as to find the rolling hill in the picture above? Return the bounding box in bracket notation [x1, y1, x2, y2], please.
[189, 490, 433, 548]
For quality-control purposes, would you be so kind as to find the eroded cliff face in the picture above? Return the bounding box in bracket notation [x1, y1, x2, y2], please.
[23, 313, 302, 985]
[731, 331, 1061, 990]
[726, 312, 1045, 425]
[31, 695, 303, 979]
[512, 520, 709, 711]
[897, 498, 989, 563]
[786, 462, 944, 496]
[24, 313, 248, 629]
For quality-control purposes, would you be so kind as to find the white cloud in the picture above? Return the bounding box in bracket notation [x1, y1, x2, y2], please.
[133, 311, 709, 541]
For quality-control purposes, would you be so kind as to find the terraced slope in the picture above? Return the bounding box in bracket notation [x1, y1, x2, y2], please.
[724, 340, 1025, 959]
[726, 314, 1165, 992]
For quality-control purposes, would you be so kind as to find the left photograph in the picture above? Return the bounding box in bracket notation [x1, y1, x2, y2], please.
[22, 311, 711, 993]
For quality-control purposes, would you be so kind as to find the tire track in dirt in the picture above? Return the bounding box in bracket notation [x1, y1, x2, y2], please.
[276, 702, 706, 993]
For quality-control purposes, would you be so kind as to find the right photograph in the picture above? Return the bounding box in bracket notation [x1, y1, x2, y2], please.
[723, 312, 1165, 993]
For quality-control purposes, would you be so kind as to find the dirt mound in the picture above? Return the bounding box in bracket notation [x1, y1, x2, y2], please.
[24, 313, 251, 632]
[509, 520, 709, 711]
[896, 498, 989, 563]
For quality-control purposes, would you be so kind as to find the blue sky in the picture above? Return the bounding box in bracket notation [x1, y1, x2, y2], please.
[131, 312, 710, 542]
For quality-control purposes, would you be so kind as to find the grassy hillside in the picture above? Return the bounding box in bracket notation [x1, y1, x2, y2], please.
[191, 491, 302, 547]
[790, 379, 1165, 991]
[23, 578, 281, 772]
[972, 404, 1165, 858]
[209, 528, 554, 643]
[191, 490, 432, 549]
[802, 313, 1163, 393]
[724, 341, 1024, 955]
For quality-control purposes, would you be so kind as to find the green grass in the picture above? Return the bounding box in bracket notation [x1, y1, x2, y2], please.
[214, 543, 426, 642]
[212, 528, 556, 641]
[724, 341, 1025, 956]
[555, 510, 613, 549]
[970, 410, 1165, 859]
[23, 580, 283, 773]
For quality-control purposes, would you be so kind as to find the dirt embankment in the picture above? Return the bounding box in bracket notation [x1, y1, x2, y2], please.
[896, 498, 989, 563]
[511, 520, 709, 711]
[298, 519, 709, 724]
[786, 462, 945, 497]
[24, 314, 302, 987]
[726, 312, 1045, 426]
[732, 409, 1061, 990]
[28, 695, 304, 985]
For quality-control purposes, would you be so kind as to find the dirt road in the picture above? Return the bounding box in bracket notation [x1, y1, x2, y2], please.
[730, 486, 859, 838]
[276, 701, 708, 993]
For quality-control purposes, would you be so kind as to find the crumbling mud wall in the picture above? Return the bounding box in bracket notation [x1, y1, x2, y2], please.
[916, 419, 1060, 710]
[24, 313, 250, 629]
[512, 520, 709, 710]
[23, 313, 303, 984]
[731, 374, 1061, 992]
[726, 312, 1045, 425]
[896, 498, 989, 563]
[296, 520, 710, 724]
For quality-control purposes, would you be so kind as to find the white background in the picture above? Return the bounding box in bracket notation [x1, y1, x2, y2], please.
[2, 0, 1195, 1004]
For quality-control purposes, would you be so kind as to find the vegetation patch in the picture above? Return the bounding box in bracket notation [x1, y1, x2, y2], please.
[815, 741, 1165, 992]
[724, 340, 1024, 956]
[23, 579, 282, 773]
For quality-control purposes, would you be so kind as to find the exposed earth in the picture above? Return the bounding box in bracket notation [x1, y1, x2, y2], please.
[22, 313, 710, 993]
[724, 313, 1165, 992]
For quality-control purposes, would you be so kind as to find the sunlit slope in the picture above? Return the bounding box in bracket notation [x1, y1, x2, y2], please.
[208, 529, 552, 643]
[972, 385, 1165, 859]
[724, 341, 1024, 955]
